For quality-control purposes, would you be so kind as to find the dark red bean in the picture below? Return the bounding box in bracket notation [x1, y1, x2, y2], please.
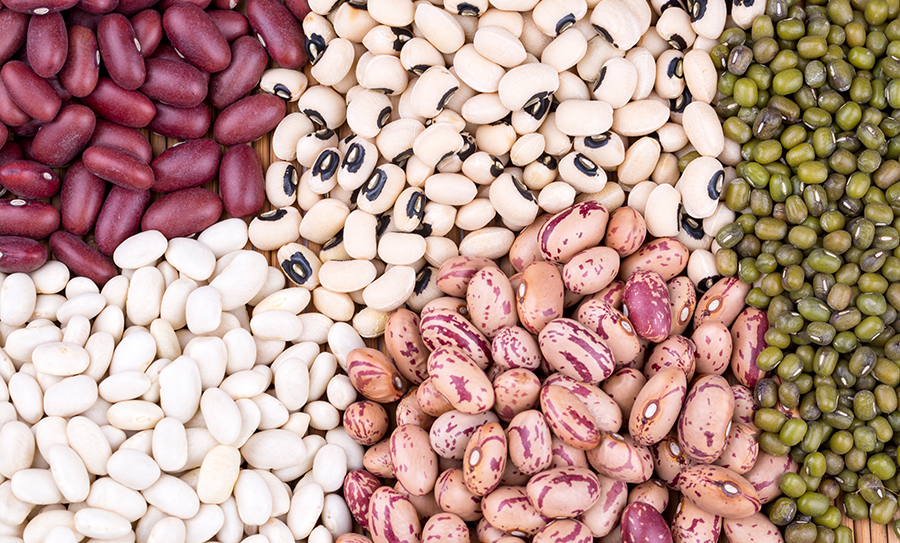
[81, 77, 155, 127]
[210, 0, 235, 9]
[31, 103, 96, 166]
[49, 230, 117, 285]
[82, 144, 154, 190]
[162, 4, 230, 72]
[0, 78, 31, 127]
[0, 159, 61, 198]
[158, 0, 210, 10]
[60, 159, 106, 235]
[141, 187, 222, 239]
[148, 44, 209, 85]
[66, 7, 103, 30]
[77, 0, 120, 14]
[0, 141, 24, 168]
[148, 101, 210, 139]
[113, 0, 157, 16]
[214, 94, 285, 146]
[0, 199, 60, 238]
[208, 35, 267, 110]
[283, 0, 310, 24]
[0, 61, 61, 122]
[140, 58, 207, 107]
[27, 13, 69, 78]
[46, 75, 73, 101]
[0, 123, 6, 152]
[0, 235, 48, 273]
[12, 122, 44, 139]
[207, 9, 248, 42]
[247, 0, 306, 69]
[0, 11, 30, 65]
[130, 9, 161, 56]
[150, 138, 220, 192]
[98, 13, 145, 90]
[1, 0, 79, 15]
[59, 24, 100, 97]
[219, 143, 264, 218]
[94, 184, 149, 255]
[88, 119, 152, 163]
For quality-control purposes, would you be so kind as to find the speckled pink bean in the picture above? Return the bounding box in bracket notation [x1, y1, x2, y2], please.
[601, 368, 646, 420]
[343, 470, 382, 531]
[385, 309, 430, 385]
[463, 422, 506, 497]
[493, 368, 540, 421]
[539, 318, 615, 384]
[667, 276, 696, 336]
[141, 187, 222, 239]
[730, 307, 769, 389]
[693, 276, 752, 329]
[563, 247, 620, 295]
[427, 345, 494, 415]
[421, 513, 468, 543]
[59, 24, 99, 97]
[82, 144, 154, 190]
[506, 409, 552, 476]
[723, 512, 784, 543]
[150, 138, 220, 193]
[1, 61, 61, 122]
[482, 486, 551, 535]
[27, 12, 68, 78]
[672, 496, 722, 543]
[539, 201, 609, 263]
[644, 335, 696, 381]
[429, 409, 498, 460]
[550, 435, 588, 469]
[490, 326, 542, 371]
[88, 119, 152, 163]
[219, 143, 265, 218]
[363, 440, 394, 479]
[627, 480, 669, 514]
[148, 101, 210, 139]
[162, 3, 230, 72]
[396, 390, 434, 429]
[420, 308, 492, 369]
[629, 368, 687, 447]
[526, 466, 601, 518]
[49, 230, 116, 285]
[620, 237, 689, 281]
[623, 270, 671, 343]
[434, 469, 483, 522]
[130, 9, 162, 56]
[587, 432, 653, 484]
[31, 104, 95, 166]
[246, 0, 306, 68]
[416, 378, 453, 418]
[677, 374, 734, 464]
[540, 384, 600, 450]
[714, 423, 759, 474]
[544, 373, 623, 433]
[436, 255, 496, 297]
[98, 13, 145, 89]
[517, 261, 564, 334]
[648, 434, 694, 490]
[0, 11, 29, 64]
[693, 322, 733, 375]
[466, 266, 517, 338]
[214, 93, 286, 146]
[620, 502, 673, 543]
[391, 424, 439, 496]
[604, 207, 646, 257]
[675, 465, 761, 519]
[368, 487, 422, 543]
[140, 57, 207, 107]
[533, 519, 593, 543]
[0, 159, 60, 198]
[732, 385, 757, 427]
[208, 35, 268, 110]
[743, 452, 797, 505]
[343, 401, 389, 445]
[94, 184, 149, 256]
[593, 280, 625, 309]
[575, 299, 641, 367]
[82, 77, 155, 127]
[0, 235, 48, 273]
[578, 474, 627, 537]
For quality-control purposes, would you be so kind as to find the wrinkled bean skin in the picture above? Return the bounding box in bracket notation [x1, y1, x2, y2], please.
[723, 512, 784, 543]
[620, 238, 689, 281]
[98, 13, 145, 89]
[539, 318, 615, 384]
[621, 502, 673, 543]
[644, 335, 696, 381]
[141, 187, 222, 238]
[140, 58, 208, 107]
[463, 421, 506, 496]
[344, 469, 382, 530]
[0, 11, 29, 64]
[693, 276, 751, 329]
[676, 465, 761, 519]
[82, 77, 155, 127]
[714, 423, 758, 474]
[130, 9, 162, 56]
[629, 368, 687, 446]
[368, 487, 422, 543]
[385, 309, 430, 385]
[434, 468, 482, 522]
[623, 270, 671, 342]
[246, 0, 306, 69]
[692, 322, 732, 375]
[667, 276, 696, 336]
[94, 185, 149, 255]
[3, 0, 78, 13]
[576, 299, 641, 366]
[743, 452, 796, 505]
[428, 345, 494, 414]
[539, 201, 609, 263]
[507, 409, 552, 475]
[347, 347, 408, 404]
[150, 138, 221, 193]
[209, 35, 268, 110]
[0, 159, 61, 198]
[420, 308, 492, 369]
[1, 61, 61, 122]
[517, 261, 564, 334]
[0, 235, 48, 273]
[148, 101, 210, 140]
[49, 230, 117, 286]
[27, 12, 68, 78]
[730, 307, 769, 389]
[490, 326, 542, 371]
[88, 119, 152, 163]
[82, 144, 154, 190]
[493, 368, 540, 421]
[587, 432, 654, 484]
[31, 104, 96, 166]
[391, 424, 439, 496]
[526, 466, 601, 518]
[437, 255, 497, 297]
[162, 3, 230, 72]
[214, 94, 286, 146]
[540, 384, 601, 450]
[467, 266, 517, 338]
[207, 10, 249, 42]
[678, 374, 734, 464]
[59, 159, 105, 235]
[219, 143, 265, 218]
[0, 199, 60, 238]
[482, 485, 551, 535]
[672, 496, 722, 543]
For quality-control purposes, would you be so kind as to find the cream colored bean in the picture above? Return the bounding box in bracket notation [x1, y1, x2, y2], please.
[318, 260, 378, 294]
[378, 233, 427, 266]
[459, 227, 516, 259]
[0, 421, 34, 478]
[125, 267, 165, 326]
[1, 273, 36, 327]
[112, 231, 167, 270]
[362, 265, 415, 312]
[143, 474, 201, 519]
[11, 468, 62, 504]
[28, 261, 70, 294]
[617, 136, 661, 187]
[682, 101, 725, 158]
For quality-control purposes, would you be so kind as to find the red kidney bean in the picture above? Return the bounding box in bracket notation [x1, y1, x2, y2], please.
[82, 144, 154, 190]
[66, 7, 103, 29]
[0, 199, 60, 238]
[208, 35, 267, 110]
[140, 58, 206, 107]
[82, 77, 155, 127]
[130, 9, 161, 56]
[49, 230, 117, 285]
[60, 159, 106, 235]
[0, 11, 29, 64]
[207, 9, 248, 42]
[158, 0, 210, 9]
[31, 103, 96, 166]
[0, 235, 48, 273]
[283, 0, 309, 24]
[141, 187, 222, 239]
[247, 0, 306, 69]
[77, 0, 120, 14]
[0, 123, 6, 151]
[150, 138, 220, 192]
[94, 184, 149, 255]
[214, 94, 285, 146]
[211, 0, 236, 8]
[149, 45, 210, 84]
[2, 0, 79, 15]
[0, 78, 31, 127]
[148, 101, 210, 139]
[0, 159, 61, 198]
[59, 24, 99, 97]
[219, 143, 265, 218]
[0, 141, 24, 168]
[0, 61, 61, 122]
[87, 120, 151, 163]
[113, 0, 156, 16]
[98, 13, 145, 90]
[27, 12, 69, 78]
[46, 74, 74, 101]
[12, 122, 45, 139]
[162, 4, 230, 72]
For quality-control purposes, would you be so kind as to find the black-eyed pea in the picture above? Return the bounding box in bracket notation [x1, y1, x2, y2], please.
[556, 70, 592, 103]
[299, 199, 350, 245]
[611, 99, 670, 137]
[466, 266, 517, 338]
[644, 335, 696, 381]
[649, 433, 694, 489]
[672, 496, 722, 543]
[722, 513, 782, 543]
[675, 215, 713, 255]
[657, 123, 690, 153]
[591, 58, 637, 109]
[474, 25, 526, 68]
[336, 135, 378, 191]
[625, 47, 656, 100]
[686, 250, 719, 293]
[408, 267, 444, 313]
[249, 207, 302, 251]
[578, 474, 628, 537]
[573, 133, 625, 173]
[343, 400, 390, 445]
[375, 119, 424, 167]
[479, 7, 524, 36]
[589, 0, 640, 49]
[362, 25, 413, 56]
[462, 152, 504, 185]
[682, 101, 725, 159]
[497, 62, 559, 113]
[414, 2, 466, 54]
[540, 384, 601, 450]
[675, 157, 723, 224]
[276, 242, 322, 290]
[729, 307, 768, 389]
[520, 153, 556, 191]
[312, 287, 356, 321]
[424, 173, 478, 207]
[730, 0, 765, 28]
[493, 368, 541, 421]
[368, 486, 422, 543]
[558, 152, 608, 194]
[629, 367, 687, 447]
[474, 121, 517, 157]
[689, 0, 726, 39]
[463, 421, 507, 496]
[641, 185, 681, 238]
[482, 485, 551, 536]
[343, 210, 378, 261]
[421, 202, 457, 237]
[310, 37, 355, 87]
[296, 128, 339, 169]
[682, 49, 716, 104]
[526, 466, 601, 518]
[655, 7, 695, 50]
[675, 465, 761, 519]
[453, 45, 506, 94]
[377, 233, 427, 267]
[346, 347, 407, 403]
[538, 182, 577, 214]
[539, 112, 574, 157]
[532, 0, 587, 36]
[357, 53, 408, 95]
[410, 66, 459, 119]
[400, 38, 446, 76]
[265, 161, 298, 208]
[540, 28, 588, 72]
[575, 299, 641, 366]
[587, 432, 653, 484]
[713, 423, 758, 475]
[363, 265, 416, 313]
[346, 90, 393, 140]
[424, 236, 460, 268]
[489, 173, 540, 229]
[356, 165, 406, 215]
[433, 109, 467, 134]
[272, 112, 315, 161]
[506, 409, 552, 475]
[307, 147, 341, 195]
[628, 479, 670, 514]
[461, 93, 512, 126]
[456, 199, 497, 231]
[655, 49, 685, 100]
[616, 136, 661, 187]
[459, 227, 516, 260]
[677, 374, 734, 464]
[303, 11, 337, 56]
[509, 134, 545, 167]
[297, 85, 346, 129]
[555, 100, 612, 138]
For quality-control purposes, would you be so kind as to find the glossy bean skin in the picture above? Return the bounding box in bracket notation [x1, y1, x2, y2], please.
[162, 4, 231, 72]
[0, 199, 60, 238]
[507, 410, 552, 476]
[0, 235, 48, 273]
[539, 318, 615, 384]
[219, 143, 265, 218]
[544, 374, 623, 433]
[150, 138, 221, 193]
[576, 299, 642, 366]
[434, 468, 482, 522]
[467, 266, 517, 338]
[114, 0, 158, 16]
[722, 513, 784, 543]
[207, 9, 249, 42]
[78, 0, 119, 15]
[602, 368, 646, 420]
[644, 335, 696, 381]
[692, 322, 732, 375]
[620, 238, 689, 281]
[246, 0, 306, 69]
[31, 104, 96, 166]
[667, 276, 696, 336]
[344, 469, 382, 530]
[148, 101, 210, 139]
[214, 94, 286, 146]
[208, 35, 268, 110]
[429, 410, 498, 460]
[463, 421, 507, 496]
[428, 345, 494, 414]
[0, 11, 29, 64]
[493, 368, 541, 421]
[364, 439, 395, 478]
[27, 12, 68, 78]
[140, 187, 223, 239]
[97, 13, 145, 89]
[578, 474, 627, 538]
[139, 57, 207, 107]
[675, 465, 761, 519]
[59, 24, 99, 97]
[729, 307, 769, 389]
[368, 487, 422, 543]
[49, 230, 117, 286]
[384, 309, 430, 385]
[94, 185, 149, 255]
[623, 270, 671, 343]
[620, 502, 673, 543]
[0, 77, 31, 127]
[59, 159, 105, 235]
[129, 9, 161, 56]
[0, 159, 61, 198]
[677, 375, 734, 464]
[526, 466, 601, 518]
[391, 424, 439, 496]
[539, 201, 609, 263]
[629, 368, 687, 446]
[82, 77, 155, 127]
[563, 247, 620, 295]
[540, 385, 601, 450]
[82, 144, 154, 190]
[490, 326, 542, 371]
[693, 276, 751, 329]
[347, 348, 408, 404]
[517, 261, 564, 334]
[436, 256, 497, 297]
[420, 308, 492, 369]
[482, 486, 551, 535]
[0, 61, 61, 122]
[587, 432, 654, 484]
[743, 452, 797, 505]
[88, 119, 152, 163]
[416, 378, 453, 417]
[713, 423, 758, 475]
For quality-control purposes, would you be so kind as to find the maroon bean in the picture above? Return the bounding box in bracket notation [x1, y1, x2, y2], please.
[130, 8, 161, 56]
[219, 143, 264, 218]
[27, 13, 68, 78]
[82, 77, 155, 127]
[94, 184, 149, 255]
[98, 13, 145, 90]
[31, 103, 96, 166]
[0, 235, 48, 273]
[0, 141, 24, 168]
[77, 0, 120, 14]
[0, 78, 31, 127]
[2, 0, 79, 15]
[247, 0, 306, 69]
[0, 123, 6, 152]
[148, 45, 209, 84]
[0, 199, 60, 239]
[0, 159, 61, 198]
[206, 9, 248, 42]
[283, 0, 310, 23]
[0, 11, 29, 64]
[148, 101, 210, 139]
[140, 58, 207, 107]
[82, 144, 154, 190]
[162, 4, 230, 72]
[210, 0, 235, 8]
[113, 0, 156, 16]
[59, 24, 99, 97]
[150, 138, 220, 192]
[60, 159, 106, 235]
[214, 94, 285, 146]
[0, 61, 61, 122]
[49, 230, 117, 285]
[46, 74, 73, 101]
[86, 120, 151, 163]
[141, 187, 222, 239]
[66, 7, 103, 29]
[13, 122, 44, 139]
[208, 35, 267, 110]
[158, 0, 210, 9]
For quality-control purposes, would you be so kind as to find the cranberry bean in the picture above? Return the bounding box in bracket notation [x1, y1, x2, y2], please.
[77, 0, 119, 14]
[246, 0, 306, 69]
[59, 24, 99, 97]
[208, 35, 267, 110]
[82, 77, 155, 126]
[434, 469, 482, 522]
[396, 392, 434, 429]
[675, 465, 761, 519]
[31, 103, 95, 166]
[148, 101, 210, 139]
[129, 9, 161, 56]
[463, 421, 506, 496]
[539, 318, 615, 384]
[587, 432, 654, 484]
[0, 61, 61, 122]
[623, 270, 671, 343]
[3, 0, 78, 15]
[347, 347, 408, 403]
[507, 410, 552, 475]
[436, 255, 496, 297]
[620, 502, 673, 543]
[429, 410, 498, 460]
[539, 201, 610, 263]
[162, 4, 230, 72]
[27, 12, 68, 78]
[97, 13, 145, 89]
[391, 424, 439, 496]
[493, 368, 541, 421]
[88, 119, 152, 162]
[0, 199, 60, 238]
[0, 235, 48, 272]
[466, 266, 517, 338]
[207, 9, 248, 42]
[419, 308, 492, 369]
[49, 230, 116, 285]
[219, 143, 265, 218]
[0, 159, 61, 198]
[213, 93, 285, 146]
[0, 11, 29, 64]
[540, 384, 601, 450]
[384, 308, 430, 385]
[94, 185, 149, 255]
[481, 485, 551, 535]
[343, 401, 390, 445]
[368, 487, 422, 543]
[620, 237, 690, 281]
[526, 466, 601, 518]
[364, 439, 395, 479]
[544, 374, 623, 433]
[139, 57, 206, 107]
[59, 159, 105, 235]
[517, 261, 564, 334]
[644, 335, 696, 381]
[141, 187, 222, 239]
[82, 144, 154, 190]
[149, 138, 220, 192]
[490, 326, 541, 371]
[344, 469, 381, 530]
[730, 307, 769, 389]
[0, 77, 31, 127]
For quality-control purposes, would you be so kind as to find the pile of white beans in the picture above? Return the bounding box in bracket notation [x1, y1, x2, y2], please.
[0, 219, 375, 543]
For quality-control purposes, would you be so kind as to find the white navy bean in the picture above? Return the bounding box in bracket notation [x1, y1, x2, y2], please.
[44, 376, 98, 418]
[1, 274, 37, 327]
[29, 261, 70, 295]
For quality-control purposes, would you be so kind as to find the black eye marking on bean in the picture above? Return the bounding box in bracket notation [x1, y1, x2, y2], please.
[457, 2, 480, 15]
[414, 268, 432, 295]
[283, 252, 312, 284]
[306, 35, 327, 64]
[312, 149, 340, 182]
[659, 0, 683, 11]
[273, 83, 293, 100]
[574, 154, 599, 175]
[555, 13, 576, 34]
[593, 66, 607, 92]
[415, 222, 433, 237]
[392, 149, 413, 168]
[680, 210, 705, 240]
[593, 25, 615, 46]
[583, 134, 610, 149]
[391, 27, 413, 50]
[512, 175, 536, 202]
[376, 213, 392, 236]
[538, 152, 558, 169]
[406, 191, 426, 220]
[458, 135, 477, 161]
[670, 86, 692, 113]
[668, 34, 687, 50]
[690, 0, 707, 21]
[372, 87, 396, 94]
[259, 209, 288, 221]
[666, 57, 683, 78]
[490, 157, 505, 178]
[525, 96, 551, 120]
[437, 87, 459, 112]
[410, 64, 430, 75]
[342, 143, 365, 174]
[283, 165, 297, 197]
[304, 110, 327, 126]
[708, 170, 724, 199]
[323, 230, 344, 251]
[363, 169, 388, 201]
[378, 106, 392, 128]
